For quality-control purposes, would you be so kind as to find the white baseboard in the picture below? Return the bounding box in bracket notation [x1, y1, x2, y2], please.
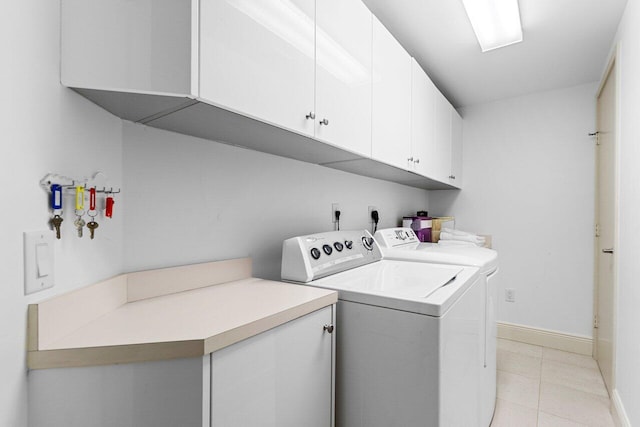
[497, 321, 593, 355]
[611, 389, 631, 427]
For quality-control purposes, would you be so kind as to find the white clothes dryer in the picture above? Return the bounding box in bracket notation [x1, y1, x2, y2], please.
[374, 227, 499, 427]
[282, 230, 484, 427]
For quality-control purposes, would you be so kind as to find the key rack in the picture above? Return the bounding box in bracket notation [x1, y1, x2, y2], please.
[39, 172, 121, 195]
[39, 172, 121, 240]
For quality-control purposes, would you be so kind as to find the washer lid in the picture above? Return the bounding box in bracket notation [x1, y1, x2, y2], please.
[309, 260, 479, 316]
[382, 244, 498, 274]
[375, 228, 498, 274]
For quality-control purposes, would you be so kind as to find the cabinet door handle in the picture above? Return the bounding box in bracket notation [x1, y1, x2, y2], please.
[602, 248, 614, 254]
[414, 158, 420, 164]
[449, 175, 456, 179]
[306, 111, 316, 120]
[407, 157, 414, 162]
[319, 118, 329, 126]
[323, 324, 334, 334]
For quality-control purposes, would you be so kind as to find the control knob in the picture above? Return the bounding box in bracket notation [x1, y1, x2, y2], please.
[310, 248, 321, 260]
[362, 236, 374, 251]
[344, 240, 353, 249]
[334, 242, 344, 252]
[322, 244, 333, 255]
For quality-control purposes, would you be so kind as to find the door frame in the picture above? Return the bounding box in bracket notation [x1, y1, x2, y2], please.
[592, 43, 621, 390]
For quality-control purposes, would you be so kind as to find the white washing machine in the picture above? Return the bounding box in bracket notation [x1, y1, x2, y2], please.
[374, 227, 499, 427]
[281, 230, 484, 427]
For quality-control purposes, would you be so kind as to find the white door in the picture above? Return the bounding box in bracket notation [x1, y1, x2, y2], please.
[199, 0, 316, 137]
[450, 109, 463, 188]
[210, 307, 334, 427]
[371, 16, 412, 170]
[315, 0, 372, 157]
[594, 59, 616, 394]
[433, 90, 453, 182]
[410, 59, 436, 177]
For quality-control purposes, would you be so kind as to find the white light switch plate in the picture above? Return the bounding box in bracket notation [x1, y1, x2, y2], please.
[24, 231, 55, 295]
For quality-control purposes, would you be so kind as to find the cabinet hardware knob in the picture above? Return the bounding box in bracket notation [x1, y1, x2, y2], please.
[414, 158, 420, 164]
[306, 111, 316, 120]
[407, 157, 414, 162]
[449, 175, 456, 179]
[323, 324, 334, 334]
[319, 118, 329, 126]
[602, 248, 614, 254]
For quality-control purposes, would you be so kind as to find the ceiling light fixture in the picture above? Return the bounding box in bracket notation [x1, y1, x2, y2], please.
[461, 0, 523, 52]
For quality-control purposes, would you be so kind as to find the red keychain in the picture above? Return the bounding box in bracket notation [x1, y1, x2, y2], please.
[105, 195, 115, 218]
[88, 187, 97, 211]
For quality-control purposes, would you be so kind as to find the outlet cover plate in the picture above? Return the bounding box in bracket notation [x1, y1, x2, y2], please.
[505, 288, 515, 303]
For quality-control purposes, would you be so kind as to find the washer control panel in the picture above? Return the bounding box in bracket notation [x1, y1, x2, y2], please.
[374, 227, 420, 248]
[281, 230, 382, 282]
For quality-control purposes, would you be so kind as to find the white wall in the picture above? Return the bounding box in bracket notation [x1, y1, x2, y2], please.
[1, 1, 124, 426]
[430, 83, 597, 338]
[122, 122, 430, 280]
[608, 0, 640, 423]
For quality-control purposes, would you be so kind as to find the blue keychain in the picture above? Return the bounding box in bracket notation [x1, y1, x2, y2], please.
[50, 184, 64, 239]
[51, 184, 63, 210]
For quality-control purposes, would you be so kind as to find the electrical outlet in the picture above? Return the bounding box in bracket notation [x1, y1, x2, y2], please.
[331, 203, 340, 223]
[368, 206, 378, 224]
[505, 288, 516, 303]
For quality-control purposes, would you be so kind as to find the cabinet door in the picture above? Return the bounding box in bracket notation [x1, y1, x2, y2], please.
[450, 109, 463, 188]
[410, 59, 436, 177]
[199, 0, 316, 137]
[315, 0, 372, 157]
[371, 16, 412, 170]
[433, 90, 453, 182]
[210, 306, 334, 427]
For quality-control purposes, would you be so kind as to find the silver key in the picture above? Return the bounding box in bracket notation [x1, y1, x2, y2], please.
[74, 217, 86, 238]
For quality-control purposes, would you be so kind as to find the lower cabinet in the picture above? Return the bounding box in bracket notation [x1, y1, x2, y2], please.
[210, 306, 335, 427]
[28, 306, 335, 427]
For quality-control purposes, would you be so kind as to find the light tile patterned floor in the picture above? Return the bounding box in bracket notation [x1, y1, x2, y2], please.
[490, 339, 614, 427]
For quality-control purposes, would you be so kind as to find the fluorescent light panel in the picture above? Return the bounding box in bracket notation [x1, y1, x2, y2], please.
[461, 0, 523, 52]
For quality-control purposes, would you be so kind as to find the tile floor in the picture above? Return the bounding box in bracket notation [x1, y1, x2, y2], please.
[490, 339, 615, 427]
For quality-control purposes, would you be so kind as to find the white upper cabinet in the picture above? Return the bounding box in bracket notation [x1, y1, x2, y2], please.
[410, 59, 436, 177]
[371, 16, 412, 171]
[200, 0, 372, 156]
[61, 0, 195, 95]
[433, 89, 453, 183]
[315, 0, 372, 157]
[450, 109, 463, 188]
[61, 0, 461, 190]
[199, 0, 316, 137]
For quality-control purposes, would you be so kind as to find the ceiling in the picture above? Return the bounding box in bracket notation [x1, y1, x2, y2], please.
[362, 0, 628, 108]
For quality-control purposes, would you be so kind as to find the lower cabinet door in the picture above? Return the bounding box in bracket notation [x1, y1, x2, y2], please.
[210, 306, 334, 427]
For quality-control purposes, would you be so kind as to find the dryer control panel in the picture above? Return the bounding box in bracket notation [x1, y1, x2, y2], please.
[281, 230, 382, 283]
[374, 227, 420, 248]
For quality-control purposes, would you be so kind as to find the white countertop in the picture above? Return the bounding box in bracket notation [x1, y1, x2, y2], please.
[28, 259, 337, 369]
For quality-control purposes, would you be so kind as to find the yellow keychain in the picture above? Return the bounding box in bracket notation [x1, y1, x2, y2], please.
[75, 186, 85, 211]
